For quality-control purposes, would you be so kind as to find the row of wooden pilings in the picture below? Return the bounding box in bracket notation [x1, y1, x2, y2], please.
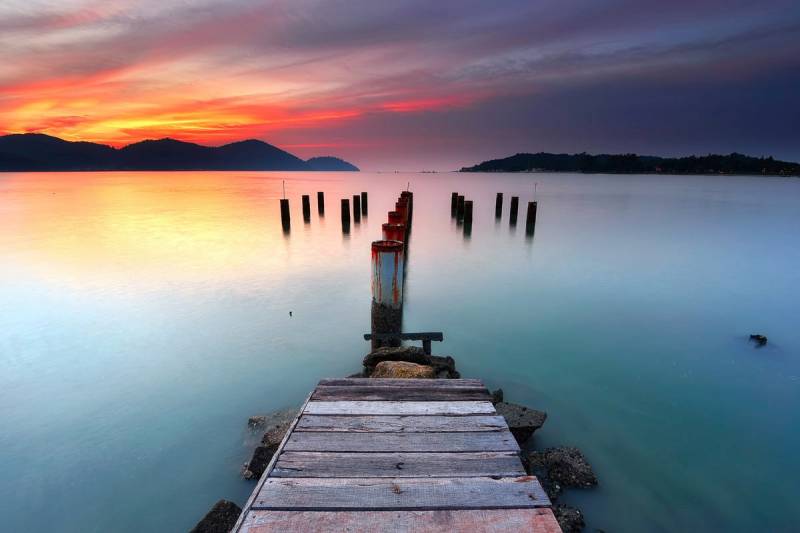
[370, 190, 413, 350]
[452, 191, 538, 235]
[279, 191, 368, 232]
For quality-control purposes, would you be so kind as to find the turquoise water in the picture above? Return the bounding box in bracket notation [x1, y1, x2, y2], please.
[1, 171, 798, 532]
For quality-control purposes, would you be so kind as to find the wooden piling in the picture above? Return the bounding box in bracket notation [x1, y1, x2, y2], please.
[456, 195, 465, 221]
[371, 240, 404, 350]
[495, 193, 503, 219]
[302, 195, 311, 222]
[451, 192, 458, 216]
[388, 211, 403, 225]
[280, 198, 290, 230]
[510, 196, 519, 225]
[353, 195, 361, 223]
[526, 201, 537, 235]
[360, 192, 368, 215]
[382, 223, 406, 242]
[464, 200, 473, 224]
[317, 191, 325, 215]
[341, 198, 350, 230]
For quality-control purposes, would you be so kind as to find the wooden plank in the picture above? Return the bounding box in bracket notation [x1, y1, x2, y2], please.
[362, 331, 444, 341]
[317, 378, 483, 388]
[311, 385, 491, 402]
[241, 508, 562, 532]
[303, 401, 496, 416]
[272, 451, 525, 478]
[283, 430, 519, 452]
[295, 414, 507, 433]
[253, 476, 550, 510]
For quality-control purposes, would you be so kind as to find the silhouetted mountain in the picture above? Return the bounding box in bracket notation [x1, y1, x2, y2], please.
[306, 156, 359, 171]
[461, 152, 800, 176]
[0, 133, 357, 171]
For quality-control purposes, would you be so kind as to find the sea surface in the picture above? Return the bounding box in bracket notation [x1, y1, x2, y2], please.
[1, 171, 798, 532]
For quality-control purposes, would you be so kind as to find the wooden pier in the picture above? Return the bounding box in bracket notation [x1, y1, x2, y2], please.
[234, 378, 561, 532]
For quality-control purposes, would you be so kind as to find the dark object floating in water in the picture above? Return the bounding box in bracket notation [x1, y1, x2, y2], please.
[750, 334, 768, 346]
[289, 311, 293, 317]
[190, 499, 241, 533]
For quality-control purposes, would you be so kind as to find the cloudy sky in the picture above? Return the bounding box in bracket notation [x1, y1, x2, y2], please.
[1, 0, 798, 169]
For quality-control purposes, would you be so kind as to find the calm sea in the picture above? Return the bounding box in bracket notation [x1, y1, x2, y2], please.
[1, 171, 798, 532]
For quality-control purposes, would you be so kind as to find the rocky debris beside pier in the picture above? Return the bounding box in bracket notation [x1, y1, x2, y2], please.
[372, 360, 436, 378]
[190, 499, 241, 533]
[361, 346, 460, 378]
[491, 388, 504, 404]
[494, 401, 547, 445]
[242, 407, 297, 480]
[552, 504, 586, 533]
[528, 446, 598, 490]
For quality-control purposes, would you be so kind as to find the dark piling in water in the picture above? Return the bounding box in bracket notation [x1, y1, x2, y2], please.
[317, 191, 325, 215]
[388, 211, 403, 225]
[360, 192, 368, 215]
[353, 195, 361, 223]
[451, 192, 458, 216]
[526, 201, 537, 235]
[510, 196, 519, 225]
[464, 200, 473, 224]
[341, 198, 350, 232]
[496, 193, 503, 219]
[302, 195, 310, 222]
[280, 199, 290, 231]
[456, 195, 465, 222]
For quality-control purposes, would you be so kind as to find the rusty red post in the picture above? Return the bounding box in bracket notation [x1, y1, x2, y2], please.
[371, 240, 404, 349]
[388, 211, 403, 224]
[395, 200, 408, 224]
[382, 223, 406, 242]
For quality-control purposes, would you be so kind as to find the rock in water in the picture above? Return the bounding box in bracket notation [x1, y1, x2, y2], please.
[363, 346, 430, 368]
[491, 388, 504, 404]
[243, 409, 296, 479]
[371, 361, 436, 378]
[247, 407, 296, 432]
[527, 447, 598, 489]
[190, 499, 241, 533]
[750, 334, 768, 346]
[553, 504, 585, 533]
[494, 402, 547, 445]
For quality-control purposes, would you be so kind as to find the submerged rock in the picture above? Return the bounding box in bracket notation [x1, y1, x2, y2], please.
[527, 447, 597, 489]
[243, 408, 296, 479]
[750, 334, 768, 346]
[495, 402, 547, 445]
[491, 388, 504, 404]
[190, 499, 241, 533]
[247, 407, 296, 432]
[372, 361, 436, 378]
[553, 504, 585, 533]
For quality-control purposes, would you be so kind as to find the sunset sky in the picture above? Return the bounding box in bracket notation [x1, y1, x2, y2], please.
[1, 0, 799, 170]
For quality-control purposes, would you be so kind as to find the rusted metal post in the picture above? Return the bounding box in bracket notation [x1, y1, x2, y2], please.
[495, 193, 503, 219]
[526, 201, 538, 235]
[510, 196, 519, 225]
[456, 195, 465, 221]
[451, 192, 458, 216]
[371, 240, 404, 349]
[360, 192, 368, 215]
[302, 194, 310, 222]
[388, 211, 403, 224]
[395, 200, 408, 225]
[341, 198, 350, 231]
[353, 195, 361, 223]
[382, 223, 406, 242]
[317, 191, 324, 215]
[280, 198, 290, 230]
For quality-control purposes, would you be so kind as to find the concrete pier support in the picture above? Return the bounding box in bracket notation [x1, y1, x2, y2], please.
[510, 196, 519, 225]
[360, 192, 368, 215]
[371, 240, 404, 349]
[495, 193, 503, 219]
[302, 195, 311, 222]
[353, 195, 361, 223]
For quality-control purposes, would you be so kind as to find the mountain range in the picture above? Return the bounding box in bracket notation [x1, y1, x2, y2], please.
[0, 134, 359, 172]
[461, 152, 800, 176]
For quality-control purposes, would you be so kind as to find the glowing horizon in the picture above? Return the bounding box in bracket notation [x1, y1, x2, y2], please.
[1, 1, 798, 169]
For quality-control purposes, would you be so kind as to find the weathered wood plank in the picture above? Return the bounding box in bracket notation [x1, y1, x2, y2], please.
[241, 508, 562, 532]
[311, 385, 491, 401]
[253, 476, 550, 510]
[317, 378, 483, 388]
[295, 414, 507, 433]
[303, 401, 496, 416]
[283, 430, 519, 452]
[272, 451, 526, 478]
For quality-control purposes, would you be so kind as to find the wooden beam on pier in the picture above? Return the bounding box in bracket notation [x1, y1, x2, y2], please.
[234, 378, 560, 532]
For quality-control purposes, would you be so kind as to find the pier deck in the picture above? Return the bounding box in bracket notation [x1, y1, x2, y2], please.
[235, 378, 561, 532]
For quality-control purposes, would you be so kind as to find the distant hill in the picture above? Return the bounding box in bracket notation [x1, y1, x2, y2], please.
[306, 156, 359, 171]
[0, 134, 358, 172]
[461, 152, 800, 176]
